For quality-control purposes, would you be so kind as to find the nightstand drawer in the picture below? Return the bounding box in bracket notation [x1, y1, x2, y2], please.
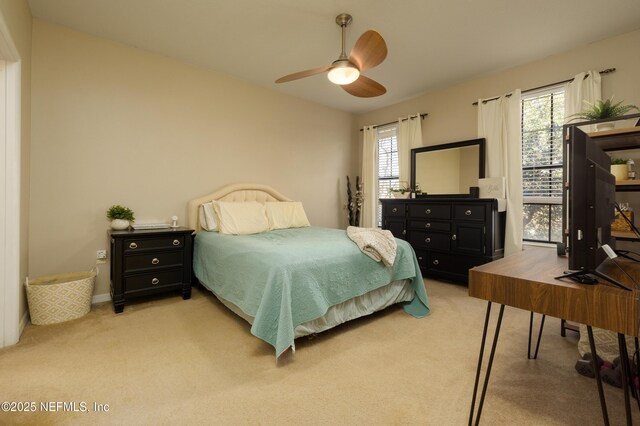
[124, 269, 183, 293]
[124, 236, 184, 252]
[124, 251, 183, 273]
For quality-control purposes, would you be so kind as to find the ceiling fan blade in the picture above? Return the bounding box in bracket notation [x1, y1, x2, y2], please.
[349, 30, 387, 72]
[341, 75, 386, 98]
[275, 65, 332, 83]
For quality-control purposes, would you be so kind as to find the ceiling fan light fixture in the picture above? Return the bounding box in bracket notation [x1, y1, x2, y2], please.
[327, 61, 360, 85]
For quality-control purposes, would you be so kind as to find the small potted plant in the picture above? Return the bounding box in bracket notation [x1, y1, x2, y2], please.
[610, 158, 629, 182]
[569, 97, 639, 131]
[389, 182, 413, 199]
[106, 205, 135, 230]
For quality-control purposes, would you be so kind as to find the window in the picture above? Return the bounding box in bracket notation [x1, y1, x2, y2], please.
[521, 85, 565, 243]
[376, 124, 399, 226]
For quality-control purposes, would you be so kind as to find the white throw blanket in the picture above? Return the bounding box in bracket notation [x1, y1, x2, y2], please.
[346, 226, 397, 267]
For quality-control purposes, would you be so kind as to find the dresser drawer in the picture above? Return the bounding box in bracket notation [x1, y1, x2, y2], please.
[409, 231, 450, 251]
[453, 205, 485, 221]
[124, 251, 183, 273]
[408, 204, 450, 220]
[124, 236, 184, 252]
[384, 202, 406, 217]
[427, 252, 486, 275]
[409, 220, 450, 232]
[124, 269, 184, 293]
[414, 250, 428, 268]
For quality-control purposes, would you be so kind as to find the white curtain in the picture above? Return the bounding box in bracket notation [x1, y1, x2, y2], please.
[564, 70, 602, 131]
[361, 126, 377, 228]
[397, 114, 424, 185]
[478, 90, 523, 256]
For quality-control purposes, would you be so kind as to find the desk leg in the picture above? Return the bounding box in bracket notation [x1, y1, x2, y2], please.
[587, 325, 609, 426]
[618, 333, 633, 425]
[528, 312, 545, 360]
[469, 302, 505, 426]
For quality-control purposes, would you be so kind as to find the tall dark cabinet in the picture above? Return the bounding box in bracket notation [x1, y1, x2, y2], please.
[381, 198, 505, 282]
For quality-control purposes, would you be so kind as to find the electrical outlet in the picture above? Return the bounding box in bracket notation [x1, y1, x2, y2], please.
[97, 250, 107, 260]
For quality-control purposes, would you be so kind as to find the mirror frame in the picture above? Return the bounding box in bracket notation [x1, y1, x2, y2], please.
[410, 138, 486, 197]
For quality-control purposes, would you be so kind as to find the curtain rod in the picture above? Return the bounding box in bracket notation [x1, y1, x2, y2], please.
[471, 68, 616, 106]
[359, 113, 428, 132]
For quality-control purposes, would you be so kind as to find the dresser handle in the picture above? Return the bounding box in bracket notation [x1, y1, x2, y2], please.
[425, 209, 431, 215]
[425, 223, 431, 228]
[433, 259, 439, 265]
[452, 234, 457, 241]
[172, 239, 180, 246]
[465, 209, 472, 216]
[151, 278, 160, 285]
[129, 242, 138, 249]
[392, 207, 398, 213]
[418, 256, 423, 261]
[425, 237, 431, 243]
[402, 229, 406, 235]
[151, 258, 160, 265]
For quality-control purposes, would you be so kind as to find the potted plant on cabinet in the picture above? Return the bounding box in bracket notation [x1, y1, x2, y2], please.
[569, 97, 639, 131]
[106, 205, 135, 230]
[610, 158, 629, 182]
[389, 182, 413, 199]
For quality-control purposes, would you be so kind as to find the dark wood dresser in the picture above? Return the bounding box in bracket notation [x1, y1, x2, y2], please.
[109, 227, 194, 313]
[381, 198, 505, 282]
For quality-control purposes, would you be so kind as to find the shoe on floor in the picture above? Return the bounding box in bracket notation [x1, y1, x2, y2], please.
[575, 353, 604, 378]
[601, 362, 623, 387]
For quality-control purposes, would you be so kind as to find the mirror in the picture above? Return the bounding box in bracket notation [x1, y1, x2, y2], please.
[411, 138, 485, 196]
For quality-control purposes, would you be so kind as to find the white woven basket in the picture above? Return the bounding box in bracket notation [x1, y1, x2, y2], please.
[25, 270, 97, 325]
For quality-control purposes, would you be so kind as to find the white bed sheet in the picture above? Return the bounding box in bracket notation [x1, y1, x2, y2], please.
[202, 279, 414, 338]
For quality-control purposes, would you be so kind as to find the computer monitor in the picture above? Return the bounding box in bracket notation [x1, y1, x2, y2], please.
[565, 126, 616, 272]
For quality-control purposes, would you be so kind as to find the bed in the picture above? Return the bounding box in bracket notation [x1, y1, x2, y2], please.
[187, 183, 430, 357]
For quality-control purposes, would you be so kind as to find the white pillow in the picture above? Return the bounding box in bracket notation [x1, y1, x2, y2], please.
[198, 202, 218, 231]
[265, 202, 311, 230]
[213, 201, 270, 235]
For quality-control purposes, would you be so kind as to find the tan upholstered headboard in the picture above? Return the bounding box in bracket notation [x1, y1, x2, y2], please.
[187, 183, 292, 231]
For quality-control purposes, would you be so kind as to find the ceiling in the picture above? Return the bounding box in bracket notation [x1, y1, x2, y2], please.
[27, 0, 640, 114]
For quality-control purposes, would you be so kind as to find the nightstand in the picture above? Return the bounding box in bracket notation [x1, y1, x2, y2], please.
[109, 227, 194, 313]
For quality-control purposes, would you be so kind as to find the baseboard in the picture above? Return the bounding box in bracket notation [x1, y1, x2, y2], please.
[92, 293, 111, 304]
[19, 309, 29, 334]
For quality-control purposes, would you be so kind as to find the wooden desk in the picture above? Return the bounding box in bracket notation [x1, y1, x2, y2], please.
[467, 246, 640, 425]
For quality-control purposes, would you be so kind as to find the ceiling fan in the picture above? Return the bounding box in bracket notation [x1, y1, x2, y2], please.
[275, 13, 387, 98]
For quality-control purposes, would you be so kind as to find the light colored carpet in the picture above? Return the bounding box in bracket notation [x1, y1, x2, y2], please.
[0, 279, 631, 425]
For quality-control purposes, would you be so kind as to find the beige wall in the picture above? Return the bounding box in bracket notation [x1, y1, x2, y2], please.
[0, 0, 31, 322]
[31, 21, 354, 297]
[355, 28, 640, 162]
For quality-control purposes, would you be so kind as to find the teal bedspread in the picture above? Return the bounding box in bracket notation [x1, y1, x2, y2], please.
[193, 227, 430, 357]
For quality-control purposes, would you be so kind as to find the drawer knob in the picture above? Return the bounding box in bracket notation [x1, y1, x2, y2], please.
[433, 259, 439, 265]
[402, 229, 406, 235]
[172, 239, 180, 246]
[425, 237, 431, 243]
[418, 256, 423, 261]
[151, 258, 160, 265]
[465, 209, 472, 216]
[452, 234, 457, 241]
[129, 242, 138, 249]
[425, 209, 431, 215]
[425, 223, 431, 228]
[392, 207, 398, 213]
[151, 278, 160, 285]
